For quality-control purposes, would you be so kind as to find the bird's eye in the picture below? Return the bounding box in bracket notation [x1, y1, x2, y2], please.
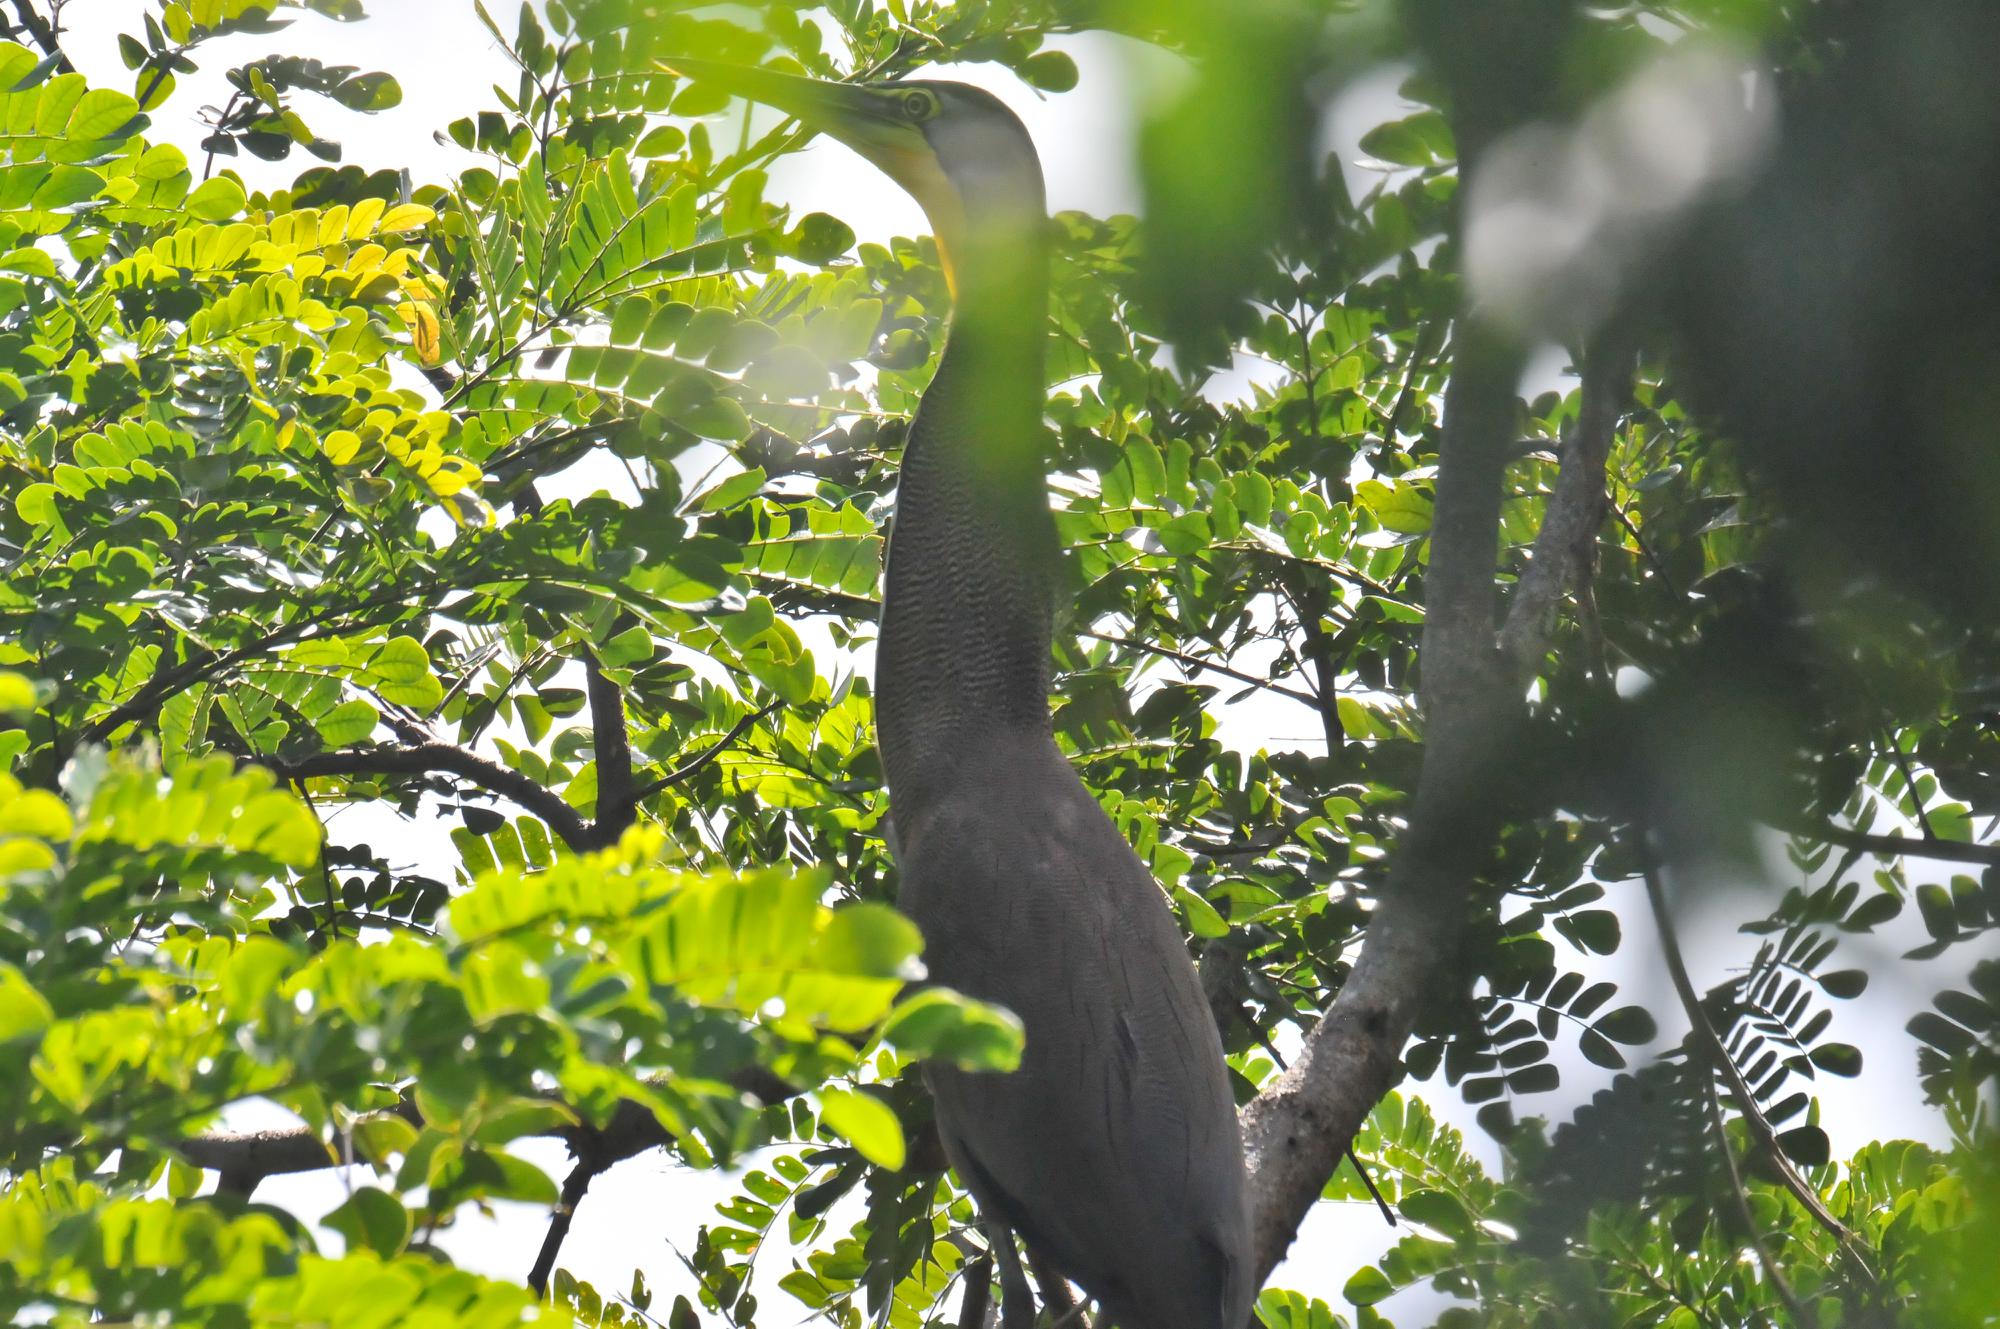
[900, 88, 938, 121]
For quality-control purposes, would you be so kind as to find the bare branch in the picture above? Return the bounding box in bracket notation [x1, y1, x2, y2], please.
[1239, 319, 1529, 1280]
[958, 1250, 995, 1329]
[174, 1069, 795, 1195]
[1498, 333, 1636, 684]
[263, 743, 593, 852]
[1238, 318, 1643, 1277]
[584, 648, 637, 848]
[528, 1157, 598, 1296]
[1778, 819, 2000, 869]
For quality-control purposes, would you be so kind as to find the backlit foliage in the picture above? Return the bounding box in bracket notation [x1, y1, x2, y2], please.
[1, 1, 1995, 1326]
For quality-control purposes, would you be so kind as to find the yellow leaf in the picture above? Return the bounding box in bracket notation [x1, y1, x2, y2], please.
[345, 197, 386, 239]
[379, 203, 435, 234]
[323, 430, 361, 465]
[403, 301, 442, 365]
[318, 205, 351, 248]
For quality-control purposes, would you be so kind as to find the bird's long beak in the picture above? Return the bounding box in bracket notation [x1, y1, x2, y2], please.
[662, 57, 966, 295]
[660, 57, 929, 183]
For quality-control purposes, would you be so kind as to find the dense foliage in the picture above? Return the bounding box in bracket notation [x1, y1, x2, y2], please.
[0, 1, 1994, 1327]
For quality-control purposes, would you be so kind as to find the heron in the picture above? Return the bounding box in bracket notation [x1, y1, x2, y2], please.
[666, 57, 1254, 1329]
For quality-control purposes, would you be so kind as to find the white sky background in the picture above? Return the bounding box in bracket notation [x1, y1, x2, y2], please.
[57, 2, 1980, 1323]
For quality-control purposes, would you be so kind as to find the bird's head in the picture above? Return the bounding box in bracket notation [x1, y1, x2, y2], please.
[661, 59, 1048, 300]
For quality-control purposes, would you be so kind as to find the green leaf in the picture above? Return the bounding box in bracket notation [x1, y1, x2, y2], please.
[789, 212, 855, 265]
[0, 963, 53, 1042]
[1776, 1124, 1830, 1167]
[1355, 478, 1432, 535]
[881, 988, 1024, 1071]
[1022, 51, 1079, 92]
[1175, 886, 1228, 939]
[185, 174, 246, 220]
[1916, 883, 1958, 941]
[0, 670, 35, 710]
[314, 698, 378, 746]
[14, 481, 57, 526]
[1558, 908, 1620, 955]
[1591, 1005, 1656, 1044]
[818, 1088, 904, 1170]
[323, 1186, 411, 1256]
[1808, 1042, 1862, 1076]
[809, 903, 924, 981]
[1577, 1028, 1626, 1069]
[598, 625, 655, 668]
[1398, 1188, 1473, 1240]
[1845, 892, 1902, 931]
[694, 466, 767, 512]
[1343, 1265, 1394, 1306]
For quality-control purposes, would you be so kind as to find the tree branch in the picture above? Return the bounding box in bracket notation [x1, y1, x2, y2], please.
[1277, 571, 1347, 753]
[1497, 333, 1636, 683]
[1777, 818, 2000, 868]
[4, 1, 72, 72]
[958, 1250, 995, 1329]
[1078, 631, 1322, 710]
[1237, 322, 1633, 1279]
[528, 1157, 598, 1296]
[264, 743, 593, 852]
[173, 1068, 796, 1195]
[989, 1224, 1036, 1329]
[1238, 319, 1529, 1280]
[1024, 1244, 1077, 1317]
[584, 648, 637, 849]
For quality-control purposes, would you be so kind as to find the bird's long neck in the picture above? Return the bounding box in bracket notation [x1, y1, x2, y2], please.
[875, 234, 1054, 816]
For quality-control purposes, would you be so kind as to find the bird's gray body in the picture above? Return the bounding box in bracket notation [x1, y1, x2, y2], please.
[893, 733, 1252, 1329]
[867, 91, 1254, 1325]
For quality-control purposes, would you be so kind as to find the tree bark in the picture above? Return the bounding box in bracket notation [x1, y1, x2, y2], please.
[1239, 328, 1635, 1278]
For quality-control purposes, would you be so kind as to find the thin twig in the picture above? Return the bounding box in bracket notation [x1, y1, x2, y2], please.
[1347, 1147, 1398, 1227]
[1877, 727, 1937, 841]
[631, 701, 783, 802]
[1079, 631, 1322, 709]
[1639, 848, 1880, 1289]
[528, 1156, 598, 1296]
[1694, 1047, 1814, 1327]
[1182, 827, 1293, 857]
[1382, 320, 1441, 445]
[177, 1069, 795, 1194]
[1278, 572, 1347, 753]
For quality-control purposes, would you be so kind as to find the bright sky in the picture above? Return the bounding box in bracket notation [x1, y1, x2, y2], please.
[58, 3, 1971, 1323]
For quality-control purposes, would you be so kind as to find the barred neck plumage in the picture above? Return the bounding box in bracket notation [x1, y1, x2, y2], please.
[874, 240, 1053, 816]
